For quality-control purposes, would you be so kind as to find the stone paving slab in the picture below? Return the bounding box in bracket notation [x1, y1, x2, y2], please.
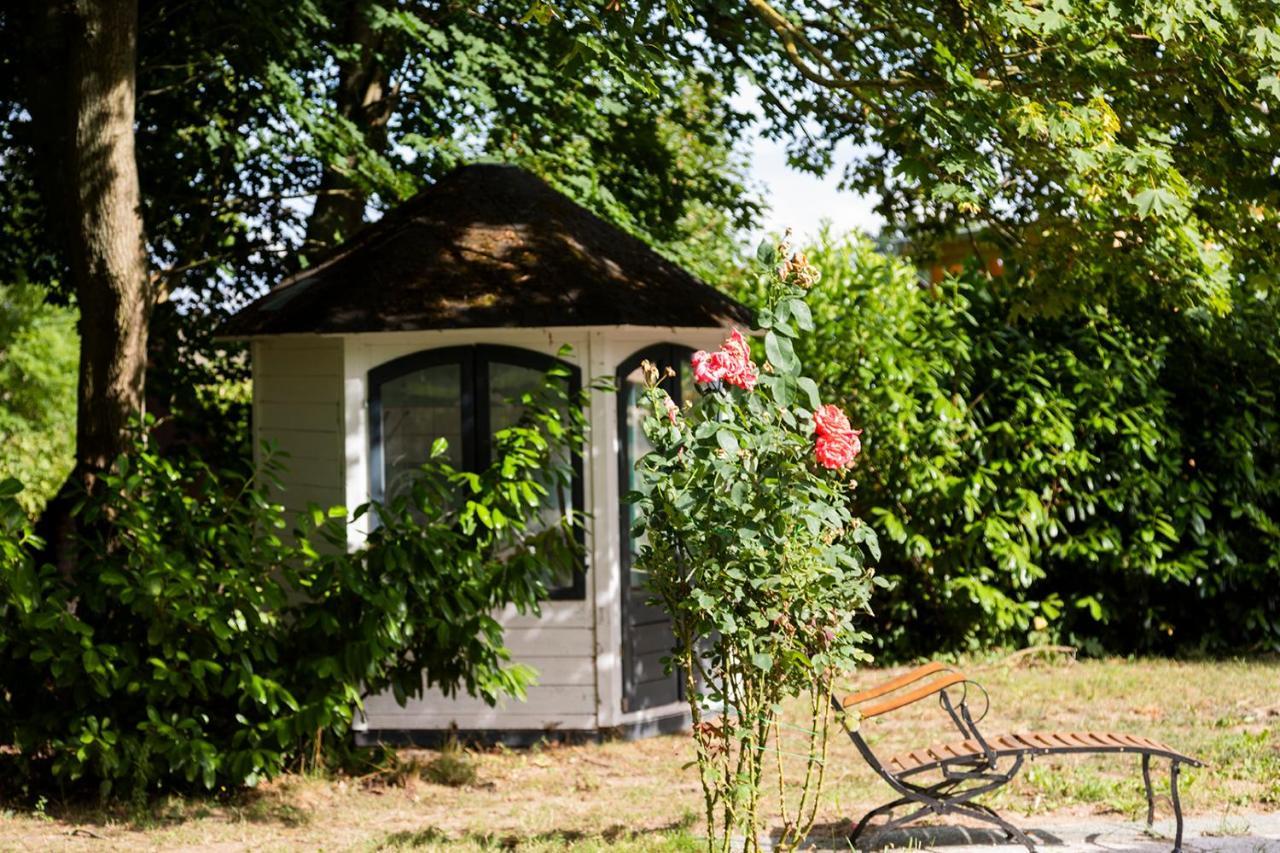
[789, 812, 1280, 852]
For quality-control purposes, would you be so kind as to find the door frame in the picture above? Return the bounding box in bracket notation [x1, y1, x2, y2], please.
[616, 343, 694, 712]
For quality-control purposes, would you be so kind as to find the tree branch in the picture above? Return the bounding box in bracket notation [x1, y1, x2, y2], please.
[744, 0, 943, 92]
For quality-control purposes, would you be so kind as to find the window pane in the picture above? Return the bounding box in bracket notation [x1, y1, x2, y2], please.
[679, 357, 699, 408]
[487, 361, 545, 439]
[488, 360, 576, 592]
[621, 347, 695, 593]
[621, 366, 655, 592]
[380, 362, 462, 504]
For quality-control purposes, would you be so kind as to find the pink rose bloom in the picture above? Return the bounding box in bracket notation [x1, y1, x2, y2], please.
[815, 433, 858, 469]
[812, 401, 862, 469]
[690, 349, 712, 382]
[813, 403, 852, 438]
[691, 328, 759, 391]
[721, 328, 751, 363]
[691, 349, 731, 384]
[663, 395, 680, 424]
[723, 355, 759, 391]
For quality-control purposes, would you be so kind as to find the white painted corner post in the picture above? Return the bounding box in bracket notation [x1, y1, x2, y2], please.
[589, 328, 624, 729]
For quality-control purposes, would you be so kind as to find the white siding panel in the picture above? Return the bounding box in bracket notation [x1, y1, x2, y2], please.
[361, 625, 597, 730]
[271, 482, 344, 513]
[363, 686, 596, 722]
[498, 626, 593, 657]
[256, 344, 343, 379]
[256, 374, 345, 405]
[366, 712, 599, 732]
[520, 656, 596, 685]
[253, 337, 345, 524]
[263, 429, 344, 462]
[273, 456, 344, 490]
[494, 602, 593, 629]
[258, 401, 342, 432]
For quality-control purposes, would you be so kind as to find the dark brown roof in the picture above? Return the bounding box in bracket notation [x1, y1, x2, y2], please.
[221, 164, 752, 336]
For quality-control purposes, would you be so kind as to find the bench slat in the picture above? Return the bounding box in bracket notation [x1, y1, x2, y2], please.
[882, 729, 1201, 774]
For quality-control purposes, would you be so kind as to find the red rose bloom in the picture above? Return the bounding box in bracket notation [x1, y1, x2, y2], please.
[812, 402, 861, 469]
[814, 434, 855, 469]
[691, 349, 730, 384]
[721, 328, 751, 364]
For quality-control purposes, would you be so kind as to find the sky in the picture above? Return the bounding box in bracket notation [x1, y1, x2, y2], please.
[746, 135, 884, 241]
[734, 88, 884, 242]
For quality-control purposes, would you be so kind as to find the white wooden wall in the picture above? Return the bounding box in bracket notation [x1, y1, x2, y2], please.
[252, 325, 731, 737]
[341, 328, 598, 733]
[251, 336, 346, 515]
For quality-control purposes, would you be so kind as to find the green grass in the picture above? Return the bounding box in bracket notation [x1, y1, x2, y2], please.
[1, 657, 1276, 851]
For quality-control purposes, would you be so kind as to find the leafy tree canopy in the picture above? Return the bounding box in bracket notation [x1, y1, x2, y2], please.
[0, 0, 756, 315]
[0, 0, 758, 496]
[560, 0, 1280, 313]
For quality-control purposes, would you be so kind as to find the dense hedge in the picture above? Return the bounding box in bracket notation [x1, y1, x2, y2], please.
[738, 233, 1280, 658]
[0, 283, 76, 514]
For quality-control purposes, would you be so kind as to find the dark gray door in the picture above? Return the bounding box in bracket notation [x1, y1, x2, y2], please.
[618, 345, 695, 712]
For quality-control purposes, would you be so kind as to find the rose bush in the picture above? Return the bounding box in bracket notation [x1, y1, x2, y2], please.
[628, 236, 881, 852]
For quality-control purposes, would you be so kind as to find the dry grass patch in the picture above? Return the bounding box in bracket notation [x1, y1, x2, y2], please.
[0, 657, 1275, 851]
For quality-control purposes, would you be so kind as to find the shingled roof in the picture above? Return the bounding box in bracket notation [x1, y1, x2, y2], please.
[221, 164, 752, 336]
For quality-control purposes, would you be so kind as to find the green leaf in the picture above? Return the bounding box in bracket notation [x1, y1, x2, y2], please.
[751, 652, 773, 672]
[755, 238, 776, 267]
[1132, 187, 1179, 219]
[787, 298, 813, 332]
[797, 377, 821, 409]
[764, 331, 799, 375]
[770, 375, 794, 407]
[716, 428, 740, 454]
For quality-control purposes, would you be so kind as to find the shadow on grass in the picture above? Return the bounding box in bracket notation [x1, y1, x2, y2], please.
[376, 812, 700, 850]
[801, 818, 1065, 850]
[0, 779, 315, 833]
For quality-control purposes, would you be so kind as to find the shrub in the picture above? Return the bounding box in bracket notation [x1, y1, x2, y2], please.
[0, 283, 77, 515]
[736, 230, 1280, 657]
[0, 363, 586, 795]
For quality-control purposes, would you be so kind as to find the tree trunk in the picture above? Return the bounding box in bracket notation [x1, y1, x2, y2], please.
[304, 0, 400, 250]
[27, 0, 151, 573]
[66, 0, 151, 476]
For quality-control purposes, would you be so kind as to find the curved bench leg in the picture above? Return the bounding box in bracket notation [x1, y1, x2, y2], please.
[946, 801, 1037, 852]
[1142, 753, 1155, 827]
[966, 801, 1021, 841]
[852, 802, 933, 850]
[1170, 760, 1184, 853]
[849, 796, 912, 846]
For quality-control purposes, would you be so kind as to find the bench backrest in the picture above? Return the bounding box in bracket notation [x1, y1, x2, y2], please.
[840, 662, 969, 719]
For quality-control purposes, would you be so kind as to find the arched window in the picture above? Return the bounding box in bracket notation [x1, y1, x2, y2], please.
[369, 345, 585, 599]
[616, 343, 696, 710]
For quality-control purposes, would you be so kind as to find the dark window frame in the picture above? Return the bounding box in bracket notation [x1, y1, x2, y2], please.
[369, 344, 586, 600]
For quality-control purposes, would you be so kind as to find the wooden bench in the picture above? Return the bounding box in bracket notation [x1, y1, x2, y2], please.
[836, 662, 1203, 852]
